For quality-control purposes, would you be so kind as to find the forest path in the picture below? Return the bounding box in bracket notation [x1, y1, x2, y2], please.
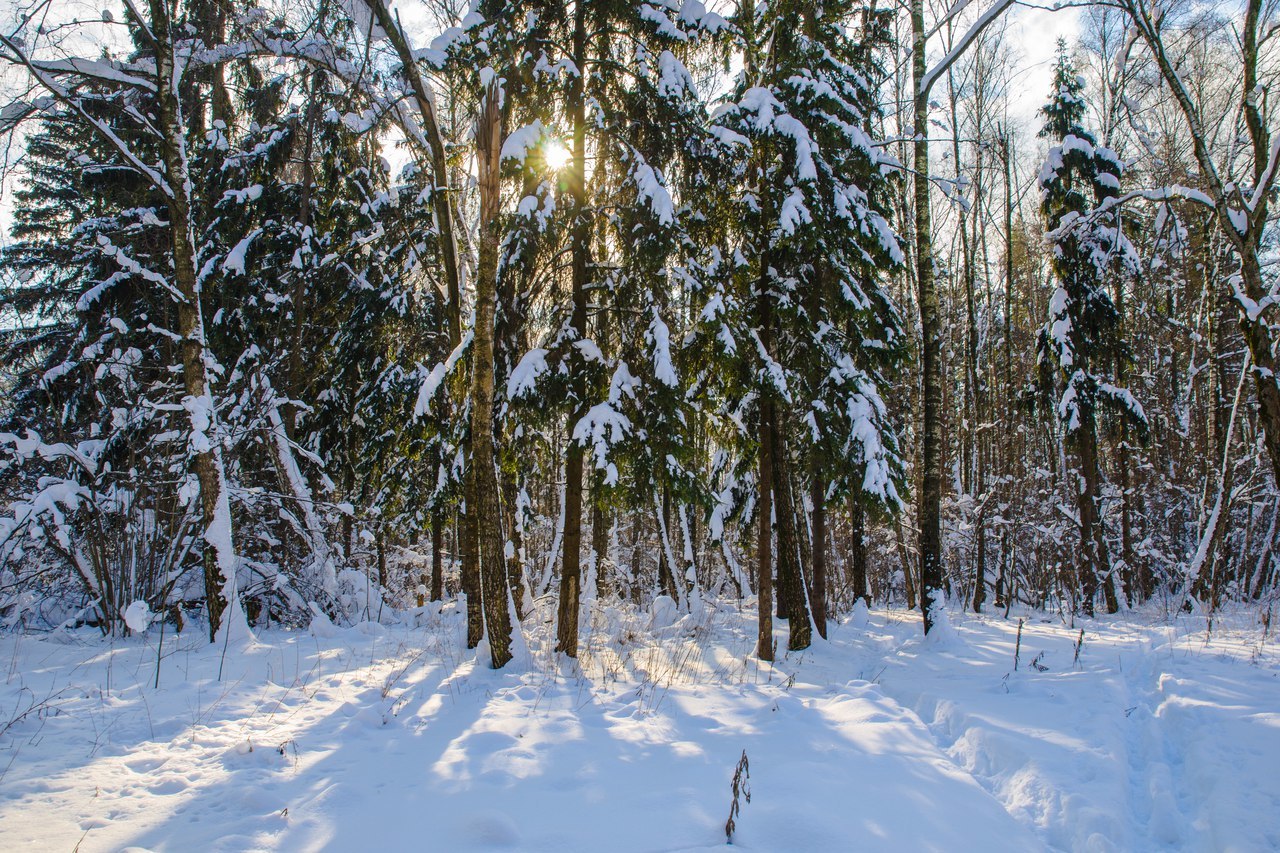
[1115, 622, 1280, 851]
[854, 609, 1280, 852]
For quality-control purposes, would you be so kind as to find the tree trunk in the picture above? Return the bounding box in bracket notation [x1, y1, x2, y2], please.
[756, 234, 776, 660]
[655, 488, 679, 601]
[501, 466, 527, 620]
[973, 515, 986, 613]
[771, 418, 812, 650]
[555, 0, 590, 658]
[810, 475, 828, 639]
[849, 498, 870, 607]
[462, 474, 483, 647]
[757, 397, 775, 661]
[912, 0, 945, 634]
[472, 81, 513, 668]
[367, 0, 462, 346]
[376, 532, 387, 589]
[430, 511, 444, 602]
[592, 483, 610, 599]
[150, 0, 241, 642]
[1072, 408, 1116, 616]
[995, 530, 1008, 609]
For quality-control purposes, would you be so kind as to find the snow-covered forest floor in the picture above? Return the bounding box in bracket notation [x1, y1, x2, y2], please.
[1, 600, 1277, 852]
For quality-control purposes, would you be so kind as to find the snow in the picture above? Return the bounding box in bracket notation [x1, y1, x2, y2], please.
[656, 50, 694, 99]
[638, 3, 686, 40]
[572, 402, 630, 483]
[122, 601, 152, 633]
[415, 331, 472, 418]
[777, 186, 812, 235]
[499, 120, 546, 164]
[647, 307, 679, 388]
[2, 603, 1277, 851]
[222, 229, 262, 275]
[676, 0, 728, 34]
[1096, 171, 1121, 191]
[337, 0, 388, 42]
[506, 347, 550, 400]
[919, 0, 1017, 95]
[1060, 133, 1095, 158]
[631, 160, 675, 226]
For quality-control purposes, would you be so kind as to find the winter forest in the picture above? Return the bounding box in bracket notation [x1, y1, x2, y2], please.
[0, 0, 1279, 848]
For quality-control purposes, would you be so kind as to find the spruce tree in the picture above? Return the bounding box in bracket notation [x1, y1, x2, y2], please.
[714, 0, 907, 651]
[1037, 42, 1145, 616]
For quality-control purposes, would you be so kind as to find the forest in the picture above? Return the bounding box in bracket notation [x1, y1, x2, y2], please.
[2, 0, 1276, 660]
[0, 0, 1278, 848]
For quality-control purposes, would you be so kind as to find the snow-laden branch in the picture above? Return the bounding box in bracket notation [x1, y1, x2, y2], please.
[1247, 135, 1280, 219]
[415, 330, 473, 419]
[926, 0, 977, 41]
[0, 35, 174, 197]
[19, 56, 156, 91]
[0, 431, 101, 477]
[1043, 186, 1216, 241]
[919, 0, 1016, 96]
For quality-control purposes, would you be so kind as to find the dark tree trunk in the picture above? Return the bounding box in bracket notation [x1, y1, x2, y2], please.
[1073, 407, 1117, 616]
[376, 533, 387, 589]
[771, 419, 812, 650]
[849, 499, 870, 607]
[912, 0, 945, 634]
[462, 478, 483, 647]
[756, 241, 776, 660]
[592, 483, 610, 599]
[656, 488, 678, 600]
[973, 519, 986, 613]
[555, 0, 589, 658]
[430, 511, 444, 603]
[472, 81, 514, 667]
[810, 476, 828, 639]
[501, 466, 527, 620]
[757, 398, 775, 661]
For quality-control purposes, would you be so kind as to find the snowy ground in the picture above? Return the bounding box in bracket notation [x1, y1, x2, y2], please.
[1, 598, 1278, 852]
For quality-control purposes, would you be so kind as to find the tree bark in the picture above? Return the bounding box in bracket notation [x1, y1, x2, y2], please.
[849, 498, 870, 607]
[810, 475, 828, 639]
[973, 514, 986, 613]
[757, 398, 775, 661]
[912, 0, 945, 633]
[771, 418, 812, 650]
[592, 482, 610, 599]
[555, 0, 590, 657]
[462, 475, 483, 647]
[756, 243, 776, 660]
[1072, 406, 1117, 616]
[501, 466, 527, 620]
[472, 81, 513, 668]
[149, 0, 241, 642]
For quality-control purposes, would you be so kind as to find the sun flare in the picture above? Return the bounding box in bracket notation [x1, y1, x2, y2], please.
[543, 139, 571, 171]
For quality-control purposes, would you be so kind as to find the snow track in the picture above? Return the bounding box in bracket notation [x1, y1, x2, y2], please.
[0, 604, 1277, 851]
[856, 613, 1280, 852]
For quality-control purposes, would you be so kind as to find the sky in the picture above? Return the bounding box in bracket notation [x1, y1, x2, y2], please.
[0, 0, 1082, 244]
[1002, 3, 1083, 127]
